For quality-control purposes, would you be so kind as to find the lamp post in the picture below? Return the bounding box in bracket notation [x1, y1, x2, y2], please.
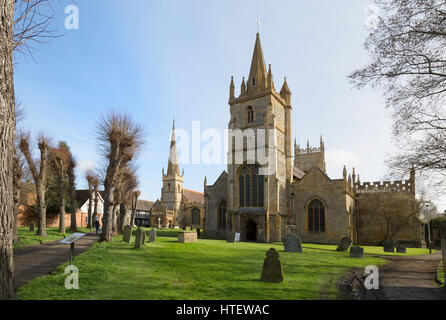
[425, 203, 432, 254]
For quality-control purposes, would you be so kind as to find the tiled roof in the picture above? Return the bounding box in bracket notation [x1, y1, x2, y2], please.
[136, 200, 154, 211]
[183, 189, 204, 205]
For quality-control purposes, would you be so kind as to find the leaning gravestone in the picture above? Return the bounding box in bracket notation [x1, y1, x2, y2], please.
[148, 228, 156, 243]
[349, 246, 364, 258]
[123, 225, 132, 243]
[29, 221, 35, 232]
[134, 228, 146, 248]
[383, 240, 395, 253]
[336, 237, 352, 251]
[261, 248, 283, 283]
[283, 234, 303, 253]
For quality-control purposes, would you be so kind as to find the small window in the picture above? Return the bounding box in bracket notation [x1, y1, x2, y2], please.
[247, 106, 254, 123]
[252, 77, 256, 86]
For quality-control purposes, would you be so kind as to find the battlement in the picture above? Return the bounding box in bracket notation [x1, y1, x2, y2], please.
[356, 179, 414, 195]
[295, 146, 323, 155]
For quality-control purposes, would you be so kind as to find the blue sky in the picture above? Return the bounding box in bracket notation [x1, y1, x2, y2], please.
[13, 0, 445, 211]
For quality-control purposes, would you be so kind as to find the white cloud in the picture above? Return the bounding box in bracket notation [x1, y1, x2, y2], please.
[77, 159, 96, 173]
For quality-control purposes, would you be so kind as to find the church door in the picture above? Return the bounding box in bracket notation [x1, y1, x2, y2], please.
[246, 219, 257, 241]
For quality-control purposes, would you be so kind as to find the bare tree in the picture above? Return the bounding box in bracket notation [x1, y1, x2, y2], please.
[85, 170, 96, 230]
[96, 111, 144, 242]
[50, 141, 70, 233]
[18, 131, 52, 238]
[117, 165, 138, 232]
[359, 193, 421, 242]
[349, 0, 446, 191]
[92, 174, 100, 226]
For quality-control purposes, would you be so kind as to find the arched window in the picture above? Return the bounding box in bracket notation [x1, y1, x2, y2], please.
[308, 199, 325, 232]
[192, 208, 200, 225]
[239, 164, 264, 208]
[218, 201, 226, 229]
[247, 106, 254, 123]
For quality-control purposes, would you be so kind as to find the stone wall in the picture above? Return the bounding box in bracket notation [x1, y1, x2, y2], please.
[204, 171, 228, 237]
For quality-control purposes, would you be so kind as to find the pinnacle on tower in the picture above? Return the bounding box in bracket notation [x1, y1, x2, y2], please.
[343, 165, 347, 180]
[267, 64, 274, 89]
[280, 77, 291, 105]
[241, 77, 246, 95]
[247, 33, 267, 93]
[167, 119, 180, 176]
[229, 76, 235, 101]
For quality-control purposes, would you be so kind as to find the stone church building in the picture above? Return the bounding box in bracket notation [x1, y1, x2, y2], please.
[150, 121, 205, 229]
[203, 33, 424, 247]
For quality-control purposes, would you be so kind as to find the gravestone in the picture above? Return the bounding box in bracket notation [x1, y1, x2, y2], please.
[29, 221, 35, 232]
[123, 225, 132, 243]
[196, 228, 200, 237]
[383, 240, 395, 253]
[226, 232, 236, 243]
[283, 234, 303, 253]
[261, 248, 283, 283]
[440, 221, 446, 284]
[349, 246, 364, 258]
[235, 233, 240, 242]
[148, 228, 156, 243]
[134, 228, 146, 248]
[336, 237, 352, 252]
[182, 226, 186, 231]
[178, 231, 197, 243]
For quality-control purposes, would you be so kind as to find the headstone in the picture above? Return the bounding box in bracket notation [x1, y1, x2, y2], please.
[261, 248, 283, 283]
[283, 234, 303, 253]
[336, 237, 352, 251]
[383, 239, 395, 253]
[134, 228, 146, 248]
[349, 246, 364, 258]
[29, 221, 35, 232]
[182, 226, 186, 231]
[178, 231, 197, 243]
[123, 225, 132, 243]
[226, 232, 236, 243]
[148, 228, 156, 243]
[396, 246, 406, 253]
[196, 228, 200, 237]
[235, 232, 240, 242]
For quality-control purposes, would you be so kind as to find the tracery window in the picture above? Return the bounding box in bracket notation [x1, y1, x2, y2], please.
[239, 164, 264, 208]
[192, 208, 200, 225]
[247, 106, 254, 123]
[217, 201, 227, 229]
[308, 199, 325, 232]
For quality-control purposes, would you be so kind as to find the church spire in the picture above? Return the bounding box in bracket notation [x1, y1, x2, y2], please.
[280, 77, 291, 105]
[247, 33, 267, 93]
[167, 119, 180, 176]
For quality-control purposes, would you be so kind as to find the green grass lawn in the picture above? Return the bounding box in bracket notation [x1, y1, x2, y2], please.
[301, 243, 432, 256]
[14, 227, 91, 249]
[18, 229, 392, 300]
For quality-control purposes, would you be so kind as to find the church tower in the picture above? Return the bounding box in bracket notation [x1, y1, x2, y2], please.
[162, 120, 184, 223]
[227, 33, 293, 242]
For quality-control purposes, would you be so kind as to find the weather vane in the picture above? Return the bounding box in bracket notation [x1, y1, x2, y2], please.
[256, 19, 261, 33]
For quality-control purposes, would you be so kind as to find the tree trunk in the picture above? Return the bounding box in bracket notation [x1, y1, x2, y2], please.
[58, 174, 65, 233]
[100, 184, 114, 242]
[92, 189, 98, 224]
[119, 202, 127, 232]
[35, 181, 47, 237]
[0, 0, 17, 300]
[68, 169, 77, 232]
[87, 186, 93, 230]
[13, 150, 20, 243]
[112, 204, 119, 235]
[130, 193, 139, 228]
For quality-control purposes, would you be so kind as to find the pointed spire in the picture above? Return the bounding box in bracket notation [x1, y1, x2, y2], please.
[306, 140, 310, 153]
[267, 64, 274, 89]
[247, 33, 267, 93]
[241, 77, 246, 95]
[343, 165, 347, 180]
[280, 77, 291, 105]
[167, 119, 180, 176]
[352, 167, 356, 184]
[320, 135, 324, 151]
[229, 76, 235, 101]
[348, 173, 352, 188]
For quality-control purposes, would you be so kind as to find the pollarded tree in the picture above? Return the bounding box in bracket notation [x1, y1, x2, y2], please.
[85, 170, 96, 229]
[130, 190, 141, 228]
[18, 131, 52, 238]
[50, 141, 70, 233]
[349, 0, 446, 185]
[67, 152, 77, 232]
[116, 165, 138, 232]
[97, 111, 144, 242]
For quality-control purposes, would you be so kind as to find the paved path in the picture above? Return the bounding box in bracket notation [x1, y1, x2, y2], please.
[364, 251, 446, 300]
[13, 232, 99, 289]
